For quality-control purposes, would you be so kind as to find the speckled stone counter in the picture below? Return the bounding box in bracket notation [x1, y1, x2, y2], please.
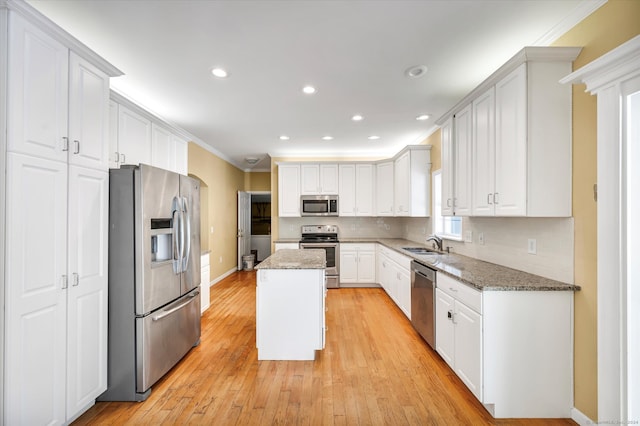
[341, 237, 580, 291]
[255, 249, 326, 270]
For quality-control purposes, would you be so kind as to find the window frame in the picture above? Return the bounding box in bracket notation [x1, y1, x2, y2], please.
[432, 170, 463, 241]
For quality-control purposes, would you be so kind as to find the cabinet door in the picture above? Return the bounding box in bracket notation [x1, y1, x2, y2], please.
[173, 135, 188, 175]
[8, 13, 69, 162]
[68, 52, 110, 170]
[495, 63, 527, 216]
[339, 250, 358, 283]
[472, 88, 495, 216]
[151, 123, 173, 171]
[338, 164, 356, 216]
[355, 164, 374, 216]
[300, 164, 320, 194]
[377, 254, 391, 294]
[108, 100, 120, 168]
[117, 105, 152, 166]
[440, 118, 454, 216]
[394, 152, 410, 215]
[453, 104, 473, 216]
[397, 266, 411, 319]
[320, 164, 339, 194]
[66, 166, 108, 416]
[278, 165, 300, 217]
[375, 161, 394, 216]
[454, 301, 483, 401]
[5, 153, 68, 425]
[357, 250, 376, 283]
[435, 288, 455, 369]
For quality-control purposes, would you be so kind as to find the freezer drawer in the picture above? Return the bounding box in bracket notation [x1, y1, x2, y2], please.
[136, 289, 201, 393]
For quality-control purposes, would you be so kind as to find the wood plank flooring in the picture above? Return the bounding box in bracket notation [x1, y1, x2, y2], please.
[73, 271, 576, 425]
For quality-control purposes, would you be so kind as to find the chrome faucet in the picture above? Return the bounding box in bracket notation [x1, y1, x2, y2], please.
[426, 235, 443, 251]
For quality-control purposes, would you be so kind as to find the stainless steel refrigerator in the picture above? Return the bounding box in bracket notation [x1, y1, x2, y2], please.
[99, 164, 201, 401]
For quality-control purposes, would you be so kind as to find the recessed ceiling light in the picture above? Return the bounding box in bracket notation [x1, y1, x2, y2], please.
[352, 114, 364, 121]
[322, 136, 333, 141]
[416, 114, 430, 121]
[279, 135, 290, 141]
[368, 135, 380, 140]
[211, 67, 228, 78]
[405, 65, 428, 78]
[302, 85, 316, 94]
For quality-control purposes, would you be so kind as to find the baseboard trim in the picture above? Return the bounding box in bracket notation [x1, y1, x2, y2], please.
[571, 407, 594, 426]
[339, 283, 382, 288]
[210, 267, 238, 286]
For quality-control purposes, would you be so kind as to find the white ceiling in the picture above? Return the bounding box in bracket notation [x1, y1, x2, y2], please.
[27, 0, 599, 171]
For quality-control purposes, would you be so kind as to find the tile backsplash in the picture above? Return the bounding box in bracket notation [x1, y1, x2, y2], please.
[279, 215, 574, 284]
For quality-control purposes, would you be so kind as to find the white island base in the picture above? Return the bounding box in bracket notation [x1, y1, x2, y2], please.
[256, 250, 326, 361]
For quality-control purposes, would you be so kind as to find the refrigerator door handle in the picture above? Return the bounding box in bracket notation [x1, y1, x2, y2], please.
[151, 290, 200, 321]
[172, 197, 183, 273]
[182, 197, 191, 272]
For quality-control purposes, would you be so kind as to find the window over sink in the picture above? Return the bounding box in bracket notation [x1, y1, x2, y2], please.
[433, 170, 462, 240]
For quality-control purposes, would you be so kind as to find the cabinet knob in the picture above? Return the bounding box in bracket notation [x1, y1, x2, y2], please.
[487, 193, 492, 205]
[62, 137, 69, 152]
[72, 272, 79, 286]
[61, 275, 68, 289]
[73, 140, 80, 155]
[494, 192, 499, 204]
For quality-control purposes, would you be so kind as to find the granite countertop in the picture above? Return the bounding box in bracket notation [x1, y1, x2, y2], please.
[255, 249, 326, 270]
[342, 238, 580, 292]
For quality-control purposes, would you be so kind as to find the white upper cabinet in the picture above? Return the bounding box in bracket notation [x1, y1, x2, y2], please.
[111, 97, 189, 173]
[472, 87, 496, 216]
[68, 52, 110, 169]
[301, 163, 339, 195]
[440, 118, 454, 216]
[452, 104, 472, 216]
[338, 163, 374, 216]
[375, 161, 394, 216]
[437, 46, 580, 217]
[7, 13, 69, 162]
[278, 164, 301, 217]
[494, 64, 528, 216]
[117, 103, 152, 167]
[394, 146, 431, 217]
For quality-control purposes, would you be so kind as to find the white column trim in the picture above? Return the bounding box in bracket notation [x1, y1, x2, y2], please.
[562, 34, 640, 423]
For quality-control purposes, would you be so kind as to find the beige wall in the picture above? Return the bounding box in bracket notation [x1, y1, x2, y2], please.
[188, 143, 246, 280]
[551, 0, 640, 419]
[245, 171, 271, 192]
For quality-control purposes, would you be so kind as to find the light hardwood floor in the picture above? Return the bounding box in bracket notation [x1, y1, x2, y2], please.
[74, 271, 576, 425]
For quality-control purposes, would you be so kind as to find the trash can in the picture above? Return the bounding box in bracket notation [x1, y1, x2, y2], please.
[242, 254, 255, 271]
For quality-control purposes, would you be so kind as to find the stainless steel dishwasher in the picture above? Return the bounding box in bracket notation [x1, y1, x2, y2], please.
[410, 260, 436, 349]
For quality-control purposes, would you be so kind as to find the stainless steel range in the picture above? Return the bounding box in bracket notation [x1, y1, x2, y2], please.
[299, 225, 340, 288]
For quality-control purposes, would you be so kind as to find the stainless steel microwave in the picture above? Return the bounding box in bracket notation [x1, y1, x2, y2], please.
[301, 195, 338, 216]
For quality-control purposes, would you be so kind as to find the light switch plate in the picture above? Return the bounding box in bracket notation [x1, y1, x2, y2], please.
[465, 230, 473, 243]
[478, 232, 484, 245]
[528, 239, 537, 255]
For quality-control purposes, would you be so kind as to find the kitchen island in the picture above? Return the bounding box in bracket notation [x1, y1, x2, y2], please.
[255, 249, 326, 360]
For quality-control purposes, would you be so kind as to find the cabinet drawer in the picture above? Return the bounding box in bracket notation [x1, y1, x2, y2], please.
[342, 243, 375, 252]
[437, 273, 482, 314]
[377, 245, 411, 270]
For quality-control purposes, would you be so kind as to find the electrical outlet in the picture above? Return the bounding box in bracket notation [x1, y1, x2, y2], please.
[465, 230, 473, 243]
[210, 226, 214, 234]
[528, 239, 537, 255]
[478, 232, 484, 245]
[219, 256, 223, 263]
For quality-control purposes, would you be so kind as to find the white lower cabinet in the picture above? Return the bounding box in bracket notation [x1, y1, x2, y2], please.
[435, 275, 483, 401]
[435, 273, 574, 418]
[200, 253, 211, 314]
[274, 242, 299, 251]
[5, 155, 108, 424]
[256, 268, 325, 360]
[340, 244, 376, 284]
[376, 245, 411, 319]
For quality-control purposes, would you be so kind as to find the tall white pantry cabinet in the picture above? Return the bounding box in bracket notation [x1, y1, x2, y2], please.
[0, 1, 122, 424]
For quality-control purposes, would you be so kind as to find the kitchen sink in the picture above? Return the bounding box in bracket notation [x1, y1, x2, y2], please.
[402, 247, 439, 255]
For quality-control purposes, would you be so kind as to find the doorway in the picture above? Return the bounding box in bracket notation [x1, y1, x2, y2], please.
[237, 191, 272, 269]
